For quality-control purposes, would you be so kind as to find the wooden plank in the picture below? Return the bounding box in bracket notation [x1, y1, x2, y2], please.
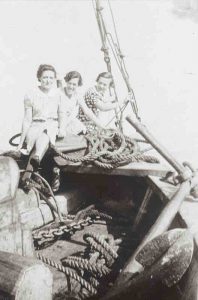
[0, 250, 52, 300]
[55, 134, 87, 152]
[56, 160, 171, 177]
[147, 176, 178, 202]
[0, 157, 19, 202]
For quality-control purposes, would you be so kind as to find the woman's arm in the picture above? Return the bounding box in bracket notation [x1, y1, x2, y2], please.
[78, 97, 105, 128]
[95, 99, 118, 112]
[17, 107, 32, 150]
[57, 95, 66, 138]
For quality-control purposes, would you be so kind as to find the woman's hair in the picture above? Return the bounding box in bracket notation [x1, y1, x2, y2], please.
[96, 72, 113, 84]
[64, 71, 83, 86]
[37, 64, 57, 81]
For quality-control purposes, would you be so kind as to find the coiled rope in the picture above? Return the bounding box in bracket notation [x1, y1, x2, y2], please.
[37, 253, 97, 295]
[51, 129, 159, 169]
[84, 232, 118, 260]
[62, 256, 110, 277]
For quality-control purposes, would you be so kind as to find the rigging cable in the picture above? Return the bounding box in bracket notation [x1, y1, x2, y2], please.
[94, 0, 123, 130]
[94, 0, 140, 121]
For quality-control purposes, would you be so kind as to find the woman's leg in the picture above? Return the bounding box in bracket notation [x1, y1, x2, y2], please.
[34, 132, 50, 162]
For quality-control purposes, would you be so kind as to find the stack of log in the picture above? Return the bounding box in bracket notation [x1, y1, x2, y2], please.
[0, 157, 53, 299]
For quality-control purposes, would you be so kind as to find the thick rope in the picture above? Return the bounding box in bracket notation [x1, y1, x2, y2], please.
[52, 129, 159, 169]
[62, 257, 110, 277]
[37, 253, 97, 295]
[84, 232, 118, 260]
[84, 237, 114, 266]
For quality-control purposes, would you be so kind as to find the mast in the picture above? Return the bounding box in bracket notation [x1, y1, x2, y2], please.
[94, 0, 140, 121]
[95, 0, 121, 129]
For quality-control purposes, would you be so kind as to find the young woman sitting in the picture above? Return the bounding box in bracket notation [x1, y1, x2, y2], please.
[17, 64, 65, 168]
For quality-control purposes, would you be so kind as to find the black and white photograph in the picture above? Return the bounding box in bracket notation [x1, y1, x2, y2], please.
[0, 0, 198, 299]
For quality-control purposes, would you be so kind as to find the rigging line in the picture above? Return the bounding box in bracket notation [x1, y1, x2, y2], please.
[107, 0, 130, 78]
[104, 100, 128, 128]
[106, 32, 138, 115]
[95, 1, 112, 73]
[106, 34, 124, 74]
[104, 2, 139, 113]
[106, 33, 124, 69]
[95, 3, 139, 120]
[94, 1, 138, 123]
[107, 0, 121, 50]
[92, 0, 97, 18]
[107, 33, 133, 92]
[95, 2, 121, 107]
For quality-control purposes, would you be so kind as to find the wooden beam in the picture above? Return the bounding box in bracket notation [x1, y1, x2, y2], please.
[0, 250, 52, 300]
[126, 116, 190, 181]
[54, 157, 171, 177]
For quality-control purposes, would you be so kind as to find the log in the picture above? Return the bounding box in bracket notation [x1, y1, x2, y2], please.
[15, 188, 40, 213]
[20, 190, 85, 230]
[0, 156, 19, 202]
[0, 157, 34, 256]
[0, 250, 52, 300]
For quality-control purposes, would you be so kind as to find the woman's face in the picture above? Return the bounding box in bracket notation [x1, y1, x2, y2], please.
[96, 76, 111, 94]
[65, 78, 79, 96]
[39, 70, 56, 90]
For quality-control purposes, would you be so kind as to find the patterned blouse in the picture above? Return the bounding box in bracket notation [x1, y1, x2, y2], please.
[78, 86, 104, 132]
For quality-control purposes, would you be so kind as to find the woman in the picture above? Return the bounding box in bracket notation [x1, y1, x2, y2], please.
[17, 64, 65, 167]
[78, 72, 119, 133]
[62, 71, 86, 135]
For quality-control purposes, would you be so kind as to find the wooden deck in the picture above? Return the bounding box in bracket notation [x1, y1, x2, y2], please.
[55, 157, 171, 177]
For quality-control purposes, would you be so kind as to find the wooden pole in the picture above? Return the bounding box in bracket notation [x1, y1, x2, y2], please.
[132, 186, 153, 231]
[0, 250, 52, 300]
[126, 115, 190, 181]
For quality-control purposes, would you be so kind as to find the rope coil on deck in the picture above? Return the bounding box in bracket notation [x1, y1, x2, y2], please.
[51, 129, 159, 169]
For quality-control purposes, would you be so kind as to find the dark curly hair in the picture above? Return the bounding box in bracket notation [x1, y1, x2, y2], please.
[64, 71, 83, 86]
[37, 64, 57, 81]
[96, 72, 113, 87]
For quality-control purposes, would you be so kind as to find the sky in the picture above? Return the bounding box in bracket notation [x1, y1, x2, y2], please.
[0, 0, 198, 167]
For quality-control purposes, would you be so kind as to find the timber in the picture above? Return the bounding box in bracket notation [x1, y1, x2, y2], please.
[20, 190, 83, 230]
[0, 250, 52, 300]
[0, 157, 33, 256]
[0, 156, 19, 201]
[132, 186, 153, 231]
[55, 158, 171, 177]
